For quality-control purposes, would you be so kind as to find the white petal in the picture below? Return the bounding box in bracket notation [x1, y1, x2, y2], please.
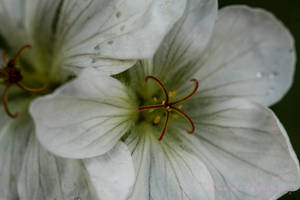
[84, 142, 135, 200]
[193, 6, 295, 106]
[30, 69, 136, 159]
[18, 134, 98, 200]
[0, 0, 26, 47]
[184, 98, 300, 199]
[155, 0, 217, 77]
[126, 130, 215, 200]
[25, 0, 187, 75]
[0, 100, 32, 200]
[131, 0, 217, 87]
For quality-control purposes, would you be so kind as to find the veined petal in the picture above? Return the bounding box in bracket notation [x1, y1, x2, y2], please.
[193, 6, 295, 106]
[30, 68, 136, 159]
[84, 142, 135, 200]
[125, 127, 215, 200]
[184, 98, 300, 199]
[0, 99, 32, 200]
[25, 0, 187, 75]
[18, 133, 98, 200]
[132, 0, 217, 89]
[0, 0, 27, 47]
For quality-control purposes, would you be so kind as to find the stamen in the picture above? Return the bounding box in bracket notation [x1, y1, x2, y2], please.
[138, 76, 198, 141]
[2, 51, 7, 64]
[158, 111, 169, 141]
[145, 76, 169, 104]
[138, 104, 165, 111]
[9, 45, 31, 65]
[170, 79, 198, 106]
[169, 91, 177, 98]
[154, 116, 161, 124]
[0, 45, 46, 119]
[171, 107, 195, 134]
[16, 82, 48, 93]
[2, 86, 18, 118]
[172, 114, 179, 119]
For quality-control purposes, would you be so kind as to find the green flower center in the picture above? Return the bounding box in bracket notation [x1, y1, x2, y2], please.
[138, 76, 198, 141]
[0, 45, 57, 118]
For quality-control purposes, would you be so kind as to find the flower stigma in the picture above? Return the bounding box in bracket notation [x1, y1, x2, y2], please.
[138, 76, 199, 141]
[0, 45, 48, 118]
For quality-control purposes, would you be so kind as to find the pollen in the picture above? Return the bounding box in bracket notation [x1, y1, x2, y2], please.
[172, 114, 179, 119]
[153, 96, 158, 102]
[169, 91, 177, 97]
[178, 105, 183, 109]
[154, 116, 161, 124]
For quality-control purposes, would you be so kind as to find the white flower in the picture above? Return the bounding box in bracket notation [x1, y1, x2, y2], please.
[0, 0, 185, 199]
[31, 0, 300, 199]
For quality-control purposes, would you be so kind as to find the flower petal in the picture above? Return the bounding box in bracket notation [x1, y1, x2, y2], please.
[193, 6, 295, 106]
[25, 0, 187, 75]
[0, 0, 26, 47]
[132, 0, 217, 87]
[184, 98, 300, 199]
[0, 100, 32, 200]
[30, 68, 136, 159]
[18, 133, 98, 200]
[84, 142, 135, 200]
[125, 128, 215, 200]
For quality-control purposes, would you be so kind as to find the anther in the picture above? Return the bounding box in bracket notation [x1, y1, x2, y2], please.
[172, 114, 179, 119]
[0, 45, 48, 118]
[169, 91, 177, 98]
[154, 116, 161, 124]
[138, 76, 198, 141]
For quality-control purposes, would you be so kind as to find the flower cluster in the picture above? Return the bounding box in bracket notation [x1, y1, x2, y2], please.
[0, 0, 300, 200]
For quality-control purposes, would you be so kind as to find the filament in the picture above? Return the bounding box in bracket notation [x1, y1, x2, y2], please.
[158, 111, 170, 141]
[145, 76, 169, 104]
[16, 82, 48, 93]
[2, 86, 18, 118]
[170, 79, 198, 105]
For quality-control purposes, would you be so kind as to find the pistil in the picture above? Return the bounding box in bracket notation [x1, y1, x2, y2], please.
[138, 76, 198, 141]
[0, 45, 48, 118]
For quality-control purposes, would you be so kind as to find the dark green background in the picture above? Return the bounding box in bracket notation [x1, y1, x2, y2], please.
[219, 1, 300, 199]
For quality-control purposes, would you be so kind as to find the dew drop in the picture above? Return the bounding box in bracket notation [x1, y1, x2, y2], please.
[107, 40, 113, 45]
[256, 72, 263, 78]
[116, 11, 121, 18]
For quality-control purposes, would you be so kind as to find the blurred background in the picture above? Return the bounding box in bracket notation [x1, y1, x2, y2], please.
[219, 0, 300, 199]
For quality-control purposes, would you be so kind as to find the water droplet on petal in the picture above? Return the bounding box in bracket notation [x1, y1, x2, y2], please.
[107, 40, 113, 45]
[256, 72, 263, 78]
[91, 58, 97, 63]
